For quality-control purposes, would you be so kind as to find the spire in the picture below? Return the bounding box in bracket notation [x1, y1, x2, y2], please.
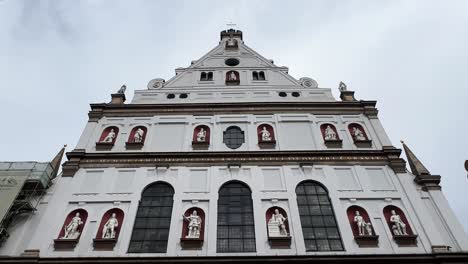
[400, 140, 441, 191]
[400, 140, 431, 176]
[50, 145, 67, 179]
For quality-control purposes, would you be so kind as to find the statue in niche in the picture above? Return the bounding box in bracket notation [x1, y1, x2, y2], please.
[339, 81, 347, 92]
[324, 125, 338, 140]
[390, 210, 408, 236]
[260, 126, 272, 141]
[183, 210, 202, 239]
[268, 209, 288, 237]
[352, 127, 367, 141]
[354, 211, 373, 236]
[226, 38, 238, 48]
[117, 84, 126, 94]
[133, 128, 145, 143]
[229, 71, 237, 81]
[102, 213, 119, 239]
[102, 129, 116, 143]
[197, 128, 207, 142]
[62, 212, 83, 239]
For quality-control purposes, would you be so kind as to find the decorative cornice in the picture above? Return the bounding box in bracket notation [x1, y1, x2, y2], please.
[62, 148, 405, 177]
[87, 101, 379, 121]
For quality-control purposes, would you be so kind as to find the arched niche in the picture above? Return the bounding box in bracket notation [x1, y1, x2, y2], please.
[320, 123, 342, 148]
[180, 207, 205, 249]
[192, 125, 210, 149]
[54, 209, 88, 250]
[257, 124, 276, 148]
[383, 205, 418, 246]
[346, 206, 379, 247]
[93, 208, 124, 250]
[265, 206, 291, 248]
[348, 123, 372, 147]
[225, 71, 240, 85]
[97, 126, 119, 150]
[126, 126, 147, 149]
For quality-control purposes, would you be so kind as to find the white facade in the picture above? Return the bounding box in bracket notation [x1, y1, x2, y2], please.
[1, 29, 467, 260]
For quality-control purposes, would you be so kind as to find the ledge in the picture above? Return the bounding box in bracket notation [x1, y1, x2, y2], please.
[225, 80, 240, 86]
[324, 139, 343, 148]
[180, 238, 203, 250]
[192, 141, 210, 150]
[268, 236, 292, 248]
[95, 142, 114, 150]
[354, 235, 379, 247]
[53, 239, 78, 250]
[393, 234, 418, 246]
[93, 238, 117, 250]
[258, 140, 276, 149]
[354, 139, 373, 148]
[125, 142, 144, 150]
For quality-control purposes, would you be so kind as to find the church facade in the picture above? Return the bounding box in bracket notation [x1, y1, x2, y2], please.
[1, 29, 467, 263]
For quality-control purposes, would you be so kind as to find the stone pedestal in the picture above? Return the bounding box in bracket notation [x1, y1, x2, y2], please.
[110, 93, 126, 104]
[354, 139, 373, 148]
[258, 140, 276, 149]
[324, 139, 343, 148]
[95, 142, 114, 150]
[125, 142, 144, 150]
[393, 234, 418, 246]
[180, 238, 203, 250]
[53, 239, 78, 250]
[268, 236, 292, 249]
[93, 238, 117, 250]
[355, 235, 379, 247]
[192, 141, 210, 150]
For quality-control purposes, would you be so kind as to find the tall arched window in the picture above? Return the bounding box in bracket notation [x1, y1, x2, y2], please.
[296, 181, 343, 251]
[128, 182, 174, 253]
[217, 181, 256, 253]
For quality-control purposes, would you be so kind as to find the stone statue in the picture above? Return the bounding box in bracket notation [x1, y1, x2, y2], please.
[134, 128, 145, 143]
[352, 127, 366, 141]
[261, 126, 272, 141]
[339, 81, 347, 92]
[229, 71, 237, 81]
[354, 211, 373, 236]
[62, 212, 83, 239]
[268, 209, 288, 237]
[183, 210, 202, 239]
[324, 125, 337, 140]
[197, 128, 207, 142]
[117, 84, 126, 94]
[390, 210, 408, 235]
[102, 129, 116, 143]
[102, 213, 119, 239]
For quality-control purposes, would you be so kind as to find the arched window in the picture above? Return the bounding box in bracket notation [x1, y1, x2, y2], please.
[54, 209, 88, 249]
[257, 124, 276, 148]
[207, 72, 213, 81]
[296, 181, 343, 251]
[128, 182, 174, 253]
[192, 125, 210, 149]
[217, 181, 256, 253]
[226, 71, 240, 85]
[200, 72, 207, 81]
[252, 71, 259, 80]
[223, 126, 245, 149]
[258, 71, 265, 80]
[98, 126, 119, 144]
[127, 126, 147, 145]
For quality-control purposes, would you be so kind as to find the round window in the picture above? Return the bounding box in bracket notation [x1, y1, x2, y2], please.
[278, 92, 287, 97]
[167, 94, 175, 99]
[225, 58, 240, 66]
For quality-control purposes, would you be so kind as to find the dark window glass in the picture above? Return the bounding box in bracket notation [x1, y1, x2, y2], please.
[167, 94, 175, 99]
[179, 93, 188, 99]
[200, 72, 207, 81]
[128, 182, 174, 253]
[252, 71, 258, 80]
[207, 72, 213, 81]
[259, 71, 265, 80]
[296, 181, 343, 251]
[217, 182, 256, 252]
[223, 126, 245, 149]
[278, 92, 287, 97]
[292, 92, 300, 97]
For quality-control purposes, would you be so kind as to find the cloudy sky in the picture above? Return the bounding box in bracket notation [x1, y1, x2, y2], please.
[1, 0, 467, 231]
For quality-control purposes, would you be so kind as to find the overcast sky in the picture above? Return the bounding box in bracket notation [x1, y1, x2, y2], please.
[1, 0, 467, 231]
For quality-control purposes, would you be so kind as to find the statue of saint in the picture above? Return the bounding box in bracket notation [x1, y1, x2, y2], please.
[354, 211, 373, 236]
[339, 81, 347, 92]
[62, 212, 83, 239]
[102, 129, 116, 143]
[117, 84, 126, 94]
[183, 210, 202, 239]
[261, 126, 272, 141]
[102, 213, 119, 239]
[229, 72, 237, 81]
[390, 210, 408, 235]
[268, 209, 288, 237]
[134, 128, 145, 143]
[324, 125, 337, 140]
[352, 127, 367, 141]
[197, 128, 207, 142]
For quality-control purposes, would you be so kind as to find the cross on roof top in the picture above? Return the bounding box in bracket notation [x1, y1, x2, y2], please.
[226, 21, 237, 28]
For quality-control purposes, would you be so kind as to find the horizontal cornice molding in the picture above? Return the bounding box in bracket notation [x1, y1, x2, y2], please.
[88, 101, 378, 121]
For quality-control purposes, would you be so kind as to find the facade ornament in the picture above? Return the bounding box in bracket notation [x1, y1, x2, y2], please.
[62, 213, 83, 239]
[390, 210, 408, 235]
[102, 129, 116, 143]
[268, 209, 288, 237]
[299, 77, 318, 88]
[261, 126, 272, 141]
[339, 81, 347, 92]
[183, 210, 202, 239]
[133, 128, 145, 143]
[324, 125, 337, 140]
[102, 213, 119, 239]
[229, 71, 237, 81]
[197, 128, 207, 142]
[117, 85, 126, 94]
[352, 127, 366, 141]
[354, 211, 373, 236]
